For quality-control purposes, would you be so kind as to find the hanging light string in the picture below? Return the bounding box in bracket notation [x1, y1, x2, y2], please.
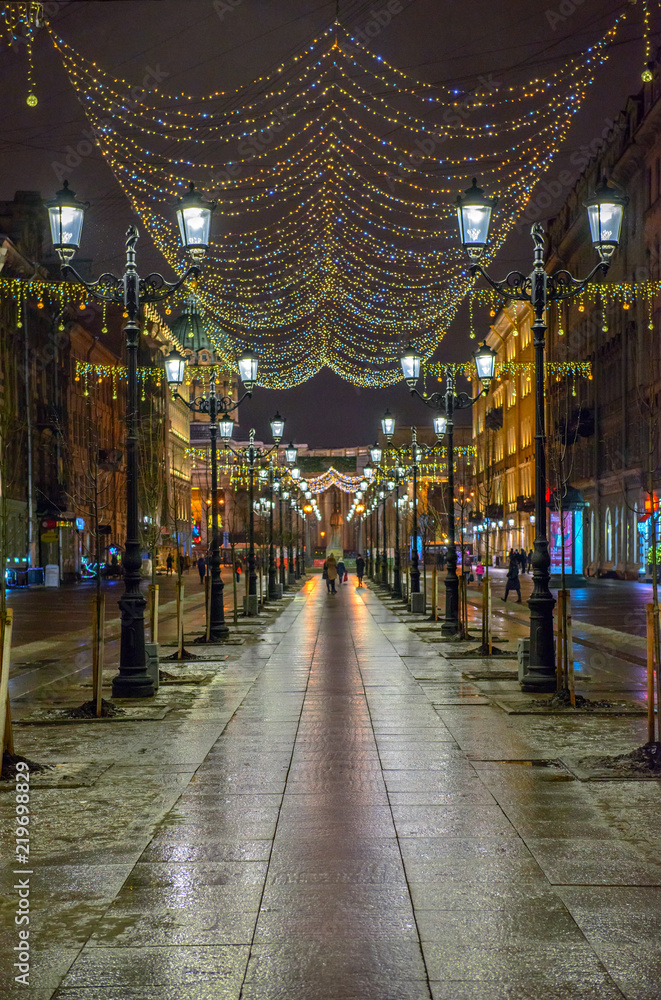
[0, 5, 630, 387]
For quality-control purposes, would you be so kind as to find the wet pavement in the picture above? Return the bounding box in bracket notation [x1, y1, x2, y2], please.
[1, 576, 660, 999]
[6, 571, 234, 648]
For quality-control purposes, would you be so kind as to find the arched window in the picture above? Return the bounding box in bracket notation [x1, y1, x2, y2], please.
[604, 507, 612, 563]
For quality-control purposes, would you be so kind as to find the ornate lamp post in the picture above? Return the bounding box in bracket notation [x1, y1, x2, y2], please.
[284, 444, 298, 583]
[222, 418, 284, 615]
[47, 179, 214, 697]
[165, 348, 259, 640]
[266, 462, 278, 599]
[455, 175, 626, 688]
[399, 342, 496, 634]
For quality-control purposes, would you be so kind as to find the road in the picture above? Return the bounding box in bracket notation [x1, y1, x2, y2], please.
[5, 569, 240, 648]
[464, 569, 655, 639]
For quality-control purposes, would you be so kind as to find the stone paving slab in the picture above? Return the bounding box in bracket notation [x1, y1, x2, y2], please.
[1, 574, 659, 998]
[14, 706, 173, 724]
[491, 696, 647, 716]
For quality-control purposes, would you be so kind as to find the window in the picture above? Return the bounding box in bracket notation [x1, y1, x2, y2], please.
[605, 507, 612, 562]
[520, 319, 531, 348]
[507, 426, 516, 455]
[521, 417, 532, 448]
[520, 462, 532, 498]
[506, 470, 516, 503]
[507, 382, 517, 408]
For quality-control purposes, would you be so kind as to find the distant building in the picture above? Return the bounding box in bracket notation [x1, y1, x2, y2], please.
[472, 304, 536, 565]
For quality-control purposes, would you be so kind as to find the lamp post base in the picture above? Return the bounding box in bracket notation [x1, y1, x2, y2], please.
[112, 594, 154, 698]
[409, 592, 425, 614]
[194, 625, 230, 643]
[244, 594, 260, 617]
[522, 589, 556, 692]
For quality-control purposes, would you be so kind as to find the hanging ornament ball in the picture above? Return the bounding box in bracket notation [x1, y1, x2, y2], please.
[649, 322, 655, 331]
[489, 309, 496, 317]
[623, 302, 630, 310]
[642, 68, 653, 83]
[165, 307, 172, 315]
[102, 325, 108, 333]
[58, 323, 64, 331]
[37, 301, 44, 309]
[78, 302, 86, 311]
[26, 93, 38, 107]
[558, 328, 564, 337]
[122, 310, 128, 318]
[602, 325, 608, 332]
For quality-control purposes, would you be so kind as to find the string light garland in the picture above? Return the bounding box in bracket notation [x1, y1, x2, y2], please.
[0, 3, 632, 388]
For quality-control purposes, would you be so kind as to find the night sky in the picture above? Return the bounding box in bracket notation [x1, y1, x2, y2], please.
[0, 0, 655, 446]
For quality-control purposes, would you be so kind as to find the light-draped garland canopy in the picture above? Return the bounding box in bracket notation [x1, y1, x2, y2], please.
[1, 3, 633, 386]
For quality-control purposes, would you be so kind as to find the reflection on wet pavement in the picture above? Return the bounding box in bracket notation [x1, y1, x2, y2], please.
[1, 576, 659, 999]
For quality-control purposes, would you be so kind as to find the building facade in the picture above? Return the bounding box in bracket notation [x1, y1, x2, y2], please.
[544, 57, 661, 578]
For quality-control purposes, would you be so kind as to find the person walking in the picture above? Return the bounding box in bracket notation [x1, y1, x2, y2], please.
[326, 553, 338, 594]
[336, 558, 346, 585]
[197, 555, 206, 584]
[475, 562, 484, 587]
[166, 553, 173, 575]
[527, 548, 533, 573]
[356, 553, 365, 587]
[502, 555, 522, 602]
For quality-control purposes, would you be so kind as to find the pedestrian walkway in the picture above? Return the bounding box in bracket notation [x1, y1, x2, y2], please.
[2, 576, 659, 999]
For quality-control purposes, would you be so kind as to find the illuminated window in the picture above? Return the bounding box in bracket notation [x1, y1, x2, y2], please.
[507, 426, 517, 455]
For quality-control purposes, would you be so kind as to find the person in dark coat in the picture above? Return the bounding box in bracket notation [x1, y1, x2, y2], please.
[336, 558, 346, 585]
[166, 553, 173, 575]
[356, 553, 365, 587]
[197, 555, 206, 583]
[502, 556, 522, 602]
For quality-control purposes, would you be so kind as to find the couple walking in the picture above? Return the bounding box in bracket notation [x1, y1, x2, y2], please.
[323, 554, 346, 593]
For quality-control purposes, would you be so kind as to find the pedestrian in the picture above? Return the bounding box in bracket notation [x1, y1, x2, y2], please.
[177, 553, 183, 576]
[336, 557, 346, 585]
[356, 552, 365, 587]
[326, 553, 337, 594]
[166, 553, 173, 575]
[518, 549, 527, 574]
[235, 558, 242, 583]
[502, 555, 522, 603]
[527, 548, 533, 572]
[475, 562, 484, 587]
[197, 555, 206, 584]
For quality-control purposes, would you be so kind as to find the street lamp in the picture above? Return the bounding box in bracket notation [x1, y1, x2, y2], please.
[381, 409, 396, 441]
[400, 341, 496, 631]
[165, 347, 258, 642]
[48, 179, 214, 698]
[456, 175, 625, 689]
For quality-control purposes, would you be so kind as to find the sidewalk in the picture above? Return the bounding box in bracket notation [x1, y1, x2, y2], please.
[1, 575, 659, 999]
